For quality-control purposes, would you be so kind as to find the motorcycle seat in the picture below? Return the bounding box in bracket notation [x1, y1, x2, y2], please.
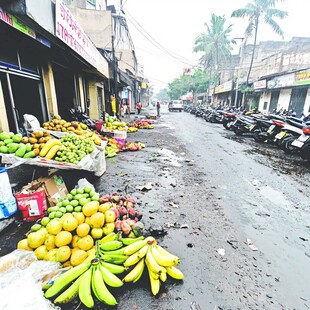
[286, 119, 306, 129]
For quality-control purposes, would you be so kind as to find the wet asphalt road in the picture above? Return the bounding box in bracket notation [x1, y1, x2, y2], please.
[1, 105, 310, 310]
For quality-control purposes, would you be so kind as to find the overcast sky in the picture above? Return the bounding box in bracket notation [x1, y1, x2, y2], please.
[118, 0, 308, 92]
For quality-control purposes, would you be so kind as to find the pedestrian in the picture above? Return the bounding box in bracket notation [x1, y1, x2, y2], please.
[136, 101, 142, 114]
[156, 101, 160, 117]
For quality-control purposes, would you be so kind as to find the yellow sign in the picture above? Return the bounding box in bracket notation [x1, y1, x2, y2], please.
[141, 82, 147, 89]
[111, 96, 116, 113]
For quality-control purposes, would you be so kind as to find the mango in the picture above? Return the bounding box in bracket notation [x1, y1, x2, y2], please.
[25, 143, 33, 152]
[23, 151, 37, 158]
[28, 137, 38, 144]
[0, 132, 10, 141]
[15, 144, 26, 157]
[0, 145, 8, 153]
[7, 143, 19, 153]
[12, 134, 23, 143]
[3, 138, 13, 145]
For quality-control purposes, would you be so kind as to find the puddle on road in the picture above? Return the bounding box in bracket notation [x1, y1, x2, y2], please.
[157, 148, 182, 167]
[259, 185, 291, 207]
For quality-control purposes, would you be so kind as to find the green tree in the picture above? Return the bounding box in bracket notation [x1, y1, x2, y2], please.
[167, 69, 210, 102]
[231, 0, 288, 84]
[193, 14, 235, 85]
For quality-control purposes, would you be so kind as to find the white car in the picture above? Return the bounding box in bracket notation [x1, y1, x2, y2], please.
[168, 100, 183, 112]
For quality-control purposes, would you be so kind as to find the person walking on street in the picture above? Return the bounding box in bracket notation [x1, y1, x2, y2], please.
[156, 101, 160, 117]
[136, 101, 142, 114]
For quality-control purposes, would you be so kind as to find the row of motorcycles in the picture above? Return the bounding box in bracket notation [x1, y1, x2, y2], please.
[184, 105, 310, 161]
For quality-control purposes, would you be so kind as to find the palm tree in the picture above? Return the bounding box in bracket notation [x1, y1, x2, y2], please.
[231, 0, 288, 85]
[193, 14, 235, 85]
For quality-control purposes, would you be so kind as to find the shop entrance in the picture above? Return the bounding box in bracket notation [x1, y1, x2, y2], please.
[289, 87, 307, 117]
[53, 64, 76, 120]
[0, 72, 44, 132]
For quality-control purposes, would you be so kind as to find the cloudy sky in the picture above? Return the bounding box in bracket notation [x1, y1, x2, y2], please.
[116, 0, 308, 92]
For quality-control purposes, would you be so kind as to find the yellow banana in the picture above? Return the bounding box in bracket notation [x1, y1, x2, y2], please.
[123, 258, 145, 283]
[165, 265, 184, 280]
[148, 268, 160, 296]
[123, 251, 140, 267]
[99, 232, 117, 244]
[99, 264, 123, 287]
[92, 265, 118, 306]
[155, 244, 180, 261]
[100, 247, 125, 255]
[44, 262, 90, 298]
[136, 244, 149, 259]
[151, 244, 180, 266]
[145, 246, 162, 275]
[123, 239, 147, 255]
[159, 270, 167, 282]
[54, 276, 82, 304]
[100, 240, 123, 251]
[145, 256, 159, 280]
[100, 261, 127, 274]
[39, 139, 61, 157]
[78, 267, 94, 308]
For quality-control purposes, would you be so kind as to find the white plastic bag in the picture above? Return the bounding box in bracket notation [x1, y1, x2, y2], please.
[23, 114, 41, 133]
[0, 250, 60, 310]
[0, 167, 17, 219]
[77, 178, 95, 191]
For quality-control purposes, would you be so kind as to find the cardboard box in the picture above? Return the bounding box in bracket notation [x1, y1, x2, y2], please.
[37, 174, 68, 206]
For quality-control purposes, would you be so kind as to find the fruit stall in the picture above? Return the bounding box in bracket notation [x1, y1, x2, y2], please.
[0, 116, 107, 176]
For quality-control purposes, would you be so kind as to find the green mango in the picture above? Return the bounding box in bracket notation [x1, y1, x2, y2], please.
[3, 138, 13, 145]
[25, 143, 32, 152]
[0, 132, 10, 141]
[0, 145, 8, 153]
[23, 151, 36, 158]
[7, 143, 19, 153]
[12, 134, 23, 143]
[15, 144, 26, 157]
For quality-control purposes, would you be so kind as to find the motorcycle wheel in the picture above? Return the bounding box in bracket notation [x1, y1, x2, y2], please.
[283, 137, 300, 154]
[253, 130, 266, 143]
[233, 127, 243, 136]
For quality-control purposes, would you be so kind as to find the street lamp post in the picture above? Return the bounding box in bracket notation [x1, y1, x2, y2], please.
[234, 38, 244, 108]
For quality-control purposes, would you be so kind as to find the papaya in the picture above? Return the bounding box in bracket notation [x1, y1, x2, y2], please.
[23, 151, 37, 158]
[0, 145, 8, 153]
[15, 144, 26, 157]
[7, 143, 19, 154]
[12, 134, 23, 143]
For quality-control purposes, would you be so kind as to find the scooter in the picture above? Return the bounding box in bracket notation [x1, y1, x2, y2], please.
[290, 126, 310, 160]
[231, 114, 260, 135]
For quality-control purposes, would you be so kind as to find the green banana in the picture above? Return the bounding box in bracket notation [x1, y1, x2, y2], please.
[100, 247, 125, 255]
[100, 240, 123, 251]
[123, 239, 147, 255]
[92, 264, 118, 305]
[121, 236, 145, 245]
[123, 258, 145, 283]
[54, 276, 82, 304]
[44, 262, 90, 298]
[99, 264, 123, 287]
[99, 232, 117, 244]
[78, 267, 94, 308]
[100, 254, 128, 264]
[100, 261, 127, 274]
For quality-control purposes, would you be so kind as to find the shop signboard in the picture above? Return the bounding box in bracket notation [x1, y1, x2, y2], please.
[267, 73, 295, 89]
[55, 0, 109, 77]
[253, 79, 266, 90]
[215, 80, 232, 94]
[0, 7, 36, 38]
[294, 69, 310, 86]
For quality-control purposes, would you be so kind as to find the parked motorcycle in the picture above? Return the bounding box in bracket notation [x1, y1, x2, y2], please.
[69, 106, 97, 130]
[222, 112, 237, 130]
[290, 126, 310, 160]
[231, 114, 259, 135]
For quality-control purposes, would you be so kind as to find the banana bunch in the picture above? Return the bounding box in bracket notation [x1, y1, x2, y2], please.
[44, 235, 126, 307]
[122, 237, 184, 295]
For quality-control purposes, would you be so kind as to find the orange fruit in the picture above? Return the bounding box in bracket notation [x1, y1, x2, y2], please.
[46, 219, 62, 235]
[55, 231, 73, 247]
[90, 212, 105, 228]
[76, 223, 90, 237]
[82, 201, 99, 217]
[91, 228, 103, 239]
[56, 246, 71, 263]
[70, 249, 88, 266]
[62, 216, 78, 232]
[17, 239, 32, 251]
[72, 212, 85, 225]
[77, 235, 94, 251]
